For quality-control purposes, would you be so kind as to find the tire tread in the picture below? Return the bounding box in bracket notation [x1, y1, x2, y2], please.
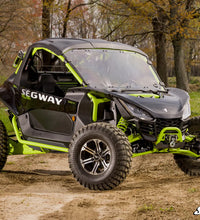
[174, 116, 200, 176]
[69, 122, 132, 190]
[0, 120, 8, 171]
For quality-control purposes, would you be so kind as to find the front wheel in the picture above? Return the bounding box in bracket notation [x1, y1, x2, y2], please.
[174, 116, 200, 176]
[68, 123, 132, 190]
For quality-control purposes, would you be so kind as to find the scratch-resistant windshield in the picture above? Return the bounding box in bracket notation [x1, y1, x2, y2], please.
[65, 49, 164, 91]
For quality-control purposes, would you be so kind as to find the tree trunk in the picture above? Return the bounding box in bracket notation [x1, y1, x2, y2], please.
[152, 16, 168, 86]
[169, 0, 190, 91]
[42, 0, 54, 67]
[172, 37, 189, 91]
[62, 0, 71, 38]
[42, 0, 53, 39]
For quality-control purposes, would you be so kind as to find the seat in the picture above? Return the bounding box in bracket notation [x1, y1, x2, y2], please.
[20, 70, 39, 89]
[38, 74, 65, 96]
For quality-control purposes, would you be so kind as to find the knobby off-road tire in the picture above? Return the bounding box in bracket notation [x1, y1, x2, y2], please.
[68, 123, 132, 190]
[174, 116, 200, 176]
[0, 120, 8, 171]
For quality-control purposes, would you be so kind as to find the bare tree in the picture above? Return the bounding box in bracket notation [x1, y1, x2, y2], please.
[42, 0, 54, 39]
[61, 0, 99, 38]
[0, 1, 19, 63]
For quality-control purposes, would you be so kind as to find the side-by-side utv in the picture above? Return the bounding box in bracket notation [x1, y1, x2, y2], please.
[0, 38, 200, 190]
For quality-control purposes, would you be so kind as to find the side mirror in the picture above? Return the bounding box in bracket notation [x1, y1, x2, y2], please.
[13, 50, 25, 68]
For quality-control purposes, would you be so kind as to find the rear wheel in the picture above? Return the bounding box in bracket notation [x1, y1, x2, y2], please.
[0, 121, 8, 171]
[174, 117, 200, 176]
[69, 123, 132, 190]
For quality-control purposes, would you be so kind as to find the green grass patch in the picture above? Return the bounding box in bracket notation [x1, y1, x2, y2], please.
[190, 91, 200, 116]
[6, 162, 15, 165]
[138, 204, 154, 213]
[159, 206, 175, 212]
[188, 188, 197, 193]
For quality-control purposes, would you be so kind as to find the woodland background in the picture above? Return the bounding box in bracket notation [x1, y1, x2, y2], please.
[0, 0, 200, 92]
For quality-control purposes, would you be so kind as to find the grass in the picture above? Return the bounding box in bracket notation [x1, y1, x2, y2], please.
[138, 204, 154, 213]
[168, 77, 200, 117]
[188, 188, 197, 193]
[159, 206, 175, 212]
[189, 92, 200, 116]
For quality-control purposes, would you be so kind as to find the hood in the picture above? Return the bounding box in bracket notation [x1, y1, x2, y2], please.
[110, 87, 190, 119]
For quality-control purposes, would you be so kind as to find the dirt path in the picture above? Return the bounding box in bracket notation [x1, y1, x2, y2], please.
[0, 153, 200, 219]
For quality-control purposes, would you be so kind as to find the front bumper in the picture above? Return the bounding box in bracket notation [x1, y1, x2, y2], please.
[130, 118, 189, 142]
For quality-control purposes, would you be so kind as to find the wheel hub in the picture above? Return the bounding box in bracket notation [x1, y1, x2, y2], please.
[80, 139, 111, 175]
[94, 153, 102, 161]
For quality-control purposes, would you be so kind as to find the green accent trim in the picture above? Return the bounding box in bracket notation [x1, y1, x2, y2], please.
[8, 138, 46, 155]
[12, 115, 68, 153]
[13, 56, 20, 68]
[129, 94, 160, 98]
[32, 47, 65, 62]
[21, 94, 31, 100]
[68, 100, 76, 105]
[128, 133, 142, 143]
[65, 63, 83, 85]
[117, 117, 142, 143]
[13, 52, 26, 72]
[14, 60, 22, 74]
[87, 93, 110, 122]
[31, 47, 83, 85]
[132, 147, 200, 158]
[131, 127, 199, 158]
[171, 149, 200, 157]
[117, 117, 129, 132]
[132, 149, 156, 157]
[155, 127, 183, 145]
[185, 134, 195, 142]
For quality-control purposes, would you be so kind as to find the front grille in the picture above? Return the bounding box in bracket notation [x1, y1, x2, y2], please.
[155, 118, 182, 134]
[139, 118, 188, 141]
[139, 121, 155, 136]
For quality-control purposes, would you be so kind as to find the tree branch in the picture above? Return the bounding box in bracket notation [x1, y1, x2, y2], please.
[102, 18, 129, 39]
[62, 0, 99, 37]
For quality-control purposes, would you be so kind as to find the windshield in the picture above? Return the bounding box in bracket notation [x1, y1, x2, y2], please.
[65, 49, 164, 92]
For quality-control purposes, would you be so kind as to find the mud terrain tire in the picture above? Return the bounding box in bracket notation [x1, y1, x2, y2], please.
[174, 116, 200, 176]
[69, 123, 132, 190]
[0, 120, 8, 171]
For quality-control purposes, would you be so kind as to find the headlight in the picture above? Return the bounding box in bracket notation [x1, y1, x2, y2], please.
[182, 98, 191, 120]
[126, 103, 153, 121]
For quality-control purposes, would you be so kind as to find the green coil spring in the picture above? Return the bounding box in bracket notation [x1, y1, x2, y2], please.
[117, 117, 129, 133]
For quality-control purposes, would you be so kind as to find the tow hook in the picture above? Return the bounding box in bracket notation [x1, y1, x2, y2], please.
[168, 135, 177, 148]
[155, 127, 183, 149]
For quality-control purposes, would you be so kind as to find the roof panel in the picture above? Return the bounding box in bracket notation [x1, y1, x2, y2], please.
[30, 38, 147, 57]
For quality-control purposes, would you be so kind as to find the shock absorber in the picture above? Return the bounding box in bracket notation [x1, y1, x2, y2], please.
[117, 117, 129, 133]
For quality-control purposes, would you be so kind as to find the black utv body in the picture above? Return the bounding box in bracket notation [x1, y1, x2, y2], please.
[0, 38, 200, 190]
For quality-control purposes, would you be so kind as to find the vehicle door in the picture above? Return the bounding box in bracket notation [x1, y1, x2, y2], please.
[18, 48, 80, 142]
